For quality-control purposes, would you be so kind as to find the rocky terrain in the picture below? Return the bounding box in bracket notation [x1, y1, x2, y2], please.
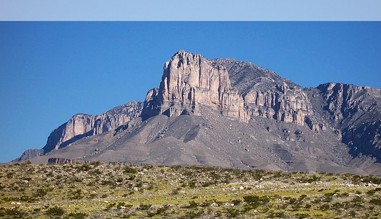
[17, 51, 381, 175]
[1, 162, 381, 218]
[40, 101, 143, 153]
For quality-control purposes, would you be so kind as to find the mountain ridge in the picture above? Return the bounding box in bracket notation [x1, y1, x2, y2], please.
[16, 51, 381, 175]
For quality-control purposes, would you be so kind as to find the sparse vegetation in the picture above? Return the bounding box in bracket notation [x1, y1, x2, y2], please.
[0, 162, 380, 218]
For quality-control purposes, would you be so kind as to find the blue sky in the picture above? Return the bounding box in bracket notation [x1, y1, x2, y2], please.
[1, 0, 381, 21]
[0, 22, 381, 162]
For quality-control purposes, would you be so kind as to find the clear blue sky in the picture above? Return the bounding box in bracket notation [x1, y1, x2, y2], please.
[1, 0, 381, 21]
[0, 22, 381, 162]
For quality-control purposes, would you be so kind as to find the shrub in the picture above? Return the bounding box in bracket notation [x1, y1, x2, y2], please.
[171, 187, 181, 195]
[117, 202, 127, 209]
[295, 213, 310, 219]
[77, 164, 91, 171]
[188, 201, 198, 208]
[155, 205, 169, 215]
[352, 196, 363, 203]
[226, 208, 240, 217]
[90, 169, 102, 175]
[184, 210, 203, 219]
[35, 188, 48, 197]
[232, 199, 241, 205]
[68, 212, 88, 219]
[138, 204, 152, 210]
[46, 206, 65, 216]
[90, 161, 101, 166]
[69, 189, 84, 200]
[298, 194, 307, 201]
[123, 166, 137, 174]
[366, 190, 376, 196]
[369, 199, 381, 206]
[0, 207, 28, 217]
[105, 203, 116, 211]
[243, 195, 269, 208]
[319, 204, 330, 211]
[349, 210, 356, 217]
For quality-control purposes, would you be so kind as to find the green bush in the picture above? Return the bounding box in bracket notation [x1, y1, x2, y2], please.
[46, 206, 65, 217]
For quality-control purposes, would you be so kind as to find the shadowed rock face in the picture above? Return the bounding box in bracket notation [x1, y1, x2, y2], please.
[17, 51, 381, 175]
[12, 149, 43, 162]
[316, 83, 381, 160]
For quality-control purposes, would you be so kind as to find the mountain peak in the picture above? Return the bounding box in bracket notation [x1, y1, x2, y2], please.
[15, 51, 381, 175]
[144, 50, 248, 121]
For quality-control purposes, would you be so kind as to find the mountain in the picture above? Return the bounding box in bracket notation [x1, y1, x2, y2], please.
[18, 51, 381, 175]
[41, 101, 143, 153]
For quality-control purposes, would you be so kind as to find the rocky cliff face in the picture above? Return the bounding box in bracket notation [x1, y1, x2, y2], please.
[317, 83, 381, 160]
[42, 101, 143, 153]
[214, 58, 324, 131]
[317, 83, 381, 123]
[142, 50, 248, 122]
[142, 51, 324, 129]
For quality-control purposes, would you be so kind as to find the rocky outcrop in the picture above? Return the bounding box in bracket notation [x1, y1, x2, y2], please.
[143, 51, 248, 122]
[42, 101, 143, 153]
[317, 83, 381, 160]
[317, 83, 381, 123]
[143, 51, 328, 131]
[12, 149, 43, 162]
[47, 157, 83, 164]
[214, 58, 321, 129]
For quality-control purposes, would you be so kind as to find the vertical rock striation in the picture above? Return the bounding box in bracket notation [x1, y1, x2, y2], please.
[143, 50, 248, 122]
[317, 83, 381, 160]
[214, 58, 321, 129]
[42, 101, 143, 153]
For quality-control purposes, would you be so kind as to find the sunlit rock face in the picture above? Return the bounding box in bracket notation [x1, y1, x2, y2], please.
[42, 101, 143, 153]
[143, 50, 248, 122]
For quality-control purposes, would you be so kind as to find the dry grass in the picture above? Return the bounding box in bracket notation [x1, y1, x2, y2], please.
[1, 161, 381, 218]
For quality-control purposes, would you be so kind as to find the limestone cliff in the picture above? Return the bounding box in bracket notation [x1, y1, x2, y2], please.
[144, 51, 325, 130]
[143, 51, 248, 122]
[42, 101, 143, 153]
[213, 58, 321, 130]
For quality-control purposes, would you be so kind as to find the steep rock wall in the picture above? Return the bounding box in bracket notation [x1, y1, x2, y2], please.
[42, 101, 143, 153]
[143, 50, 248, 121]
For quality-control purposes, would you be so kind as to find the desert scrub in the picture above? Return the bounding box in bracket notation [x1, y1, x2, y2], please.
[1, 162, 381, 218]
[46, 206, 65, 217]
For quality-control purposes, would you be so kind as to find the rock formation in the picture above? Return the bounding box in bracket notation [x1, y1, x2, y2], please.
[143, 50, 248, 122]
[317, 83, 381, 160]
[42, 101, 143, 153]
[12, 149, 43, 162]
[214, 58, 319, 129]
[15, 51, 381, 175]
